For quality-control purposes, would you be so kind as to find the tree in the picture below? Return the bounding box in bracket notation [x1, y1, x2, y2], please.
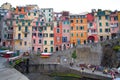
[72, 50, 77, 59]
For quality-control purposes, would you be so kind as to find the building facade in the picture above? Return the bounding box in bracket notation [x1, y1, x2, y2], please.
[70, 14, 88, 46]
[110, 11, 119, 39]
[96, 10, 111, 41]
[54, 12, 62, 51]
[41, 8, 54, 53]
[87, 12, 98, 43]
[61, 11, 70, 50]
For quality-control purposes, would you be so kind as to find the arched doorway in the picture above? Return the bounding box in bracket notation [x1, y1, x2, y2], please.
[63, 44, 66, 50]
[73, 42, 75, 47]
[88, 36, 95, 43]
[56, 47, 58, 51]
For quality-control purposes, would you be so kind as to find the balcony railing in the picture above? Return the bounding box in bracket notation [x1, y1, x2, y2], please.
[14, 37, 23, 40]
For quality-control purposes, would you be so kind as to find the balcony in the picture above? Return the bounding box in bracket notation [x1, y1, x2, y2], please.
[110, 24, 118, 28]
[22, 29, 30, 33]
[14, 37, 23, 40]
[6, 37, 13, 40]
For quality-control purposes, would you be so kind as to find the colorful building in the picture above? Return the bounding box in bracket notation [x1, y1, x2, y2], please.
[70, 13, 88, 46]
[41, 8, 53, 23]
[32, 14, 46, 53]
[3, 11, 14, 49]
[53, 12, 62, 51]
[96, 10, 111, 41]
[110, 11, 119, 39]
[61, 11, 70, 50]
[41, 8, 54, 52]
[87, 12, 98, 43]
[13, 11, 32, 54]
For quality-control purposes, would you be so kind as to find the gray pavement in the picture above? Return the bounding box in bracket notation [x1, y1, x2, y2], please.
[0, 57, 29, 80]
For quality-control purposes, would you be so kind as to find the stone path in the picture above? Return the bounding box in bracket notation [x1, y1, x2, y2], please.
[0, 57, 29, 80]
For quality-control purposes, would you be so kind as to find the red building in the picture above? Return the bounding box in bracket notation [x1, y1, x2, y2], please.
[87, 12, 98, 43]
[54, 12, 62, 51]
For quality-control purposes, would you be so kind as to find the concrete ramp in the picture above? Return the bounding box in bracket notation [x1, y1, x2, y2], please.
[0, 57, 29, 80]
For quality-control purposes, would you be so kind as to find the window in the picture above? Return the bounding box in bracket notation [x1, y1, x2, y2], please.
[32, 33, 36, 37]
[80, 26, 84, 30]
[76, 26, 78, 30]
[43, 33, 48, 37]
[36, 22, 38, 26]
[71, 26, 73, 30]
[28, 22, 30, 26]
[105, 15, 109, 20]
[24, 34, 27, 37]
[100, 29, 102, 32]
[49, 18, 51, 22]
[76, 20, 78, 23]
[71, 33, 73, 37]
[43, 10, 45, 12]
[16, 21, 18, 24]
[62, 37, 67, 42]
[49, 9, 51, 12]
[67, 30, 69, 33]
[90, 23, 92, 26]
[70, 20, 73, 23]
[38, 48, 40, 51]
[20, 42, 22, 45]
[81, 33, 83, 37]
[24, 41, 27, 45]
[50, 41, 53, 45]
[49, 14, 51, 16]
[44, 27, 46, 30]
[99, 16, 101, 20]
[106, 22, 108, 26]
[44, 48, 47, 52]
[64, 29, 66, 33]
[80, 20, 83, 23]
[32, 47, 34, 51]
[114, 16, 118, 21]
[105, 29, 109, 32]
[28, 13, 30, 16]
[25, 26, 28, 32]
[50, 34, 54, 37]
[18, 33, 21, 39]
[76, 33, 78, 37]
[33, 39, 35, 44]
[39, 40, 41, 44]
[18, 26, 21, 31]
[99, 23, 102, 26]
[50, 47, 53, 52]
[44, 41, 47, 45]
[57, 29, 60, 33]
[34, 13, 36, 16]
[22, 22, 25, 26]
[51, 27, 53, 30]
[38, 33, 42, 38]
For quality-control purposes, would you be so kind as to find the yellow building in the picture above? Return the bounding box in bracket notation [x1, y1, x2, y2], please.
[13, 14, 32, 54]
[96, 10, 111, 41]
[70, 14, 88, 45]
[43, 23, 54, 52]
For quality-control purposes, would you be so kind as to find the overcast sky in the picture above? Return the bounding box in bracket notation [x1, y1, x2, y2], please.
[0, 0, 120, 13]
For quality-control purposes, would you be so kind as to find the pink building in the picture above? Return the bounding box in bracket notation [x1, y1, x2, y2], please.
[61, 11, 70, 50]
[87, 13, 98, 43]
[32, 17, 45, 53]
[110, 11, 119, 39]
[3, 11, 14, 49]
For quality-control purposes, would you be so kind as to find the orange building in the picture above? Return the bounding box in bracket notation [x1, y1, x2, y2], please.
[70, 14, 88, 46]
